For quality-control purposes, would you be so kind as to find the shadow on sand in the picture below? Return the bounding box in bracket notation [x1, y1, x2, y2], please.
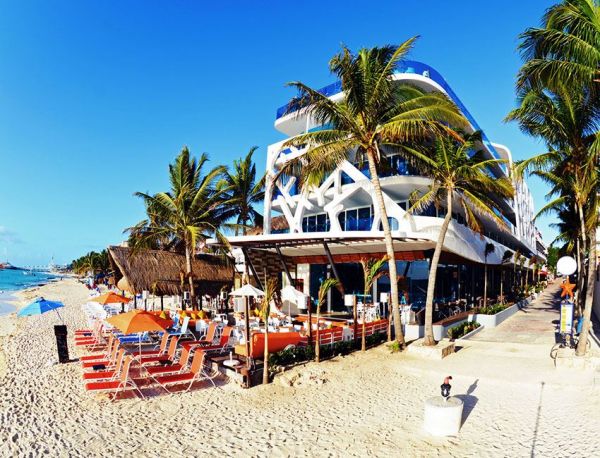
[455, 379, 479, 426]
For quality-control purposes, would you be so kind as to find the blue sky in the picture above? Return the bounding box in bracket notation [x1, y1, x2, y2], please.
[0, 0, 556, 266]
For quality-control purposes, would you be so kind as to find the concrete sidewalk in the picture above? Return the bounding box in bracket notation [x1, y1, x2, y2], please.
[469, 282, 561, 346]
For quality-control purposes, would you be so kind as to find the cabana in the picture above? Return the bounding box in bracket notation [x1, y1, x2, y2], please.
[107, 246, 234, 306]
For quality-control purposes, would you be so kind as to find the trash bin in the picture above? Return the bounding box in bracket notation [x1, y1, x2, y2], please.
[54, 325, 70, 363]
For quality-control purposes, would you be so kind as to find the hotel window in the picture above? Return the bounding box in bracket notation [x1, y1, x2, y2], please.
[301, 213, 330, 233]
[378, 217, 399, 231]
[337, 206, 373, 231]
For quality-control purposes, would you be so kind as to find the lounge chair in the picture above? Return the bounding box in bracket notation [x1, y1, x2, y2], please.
[192, 322, 219, 346]
[153, 350, 217, 393]
[79, 334, 117, 362]
[138, 336, 179, 365]
[182, 326, 233, 353]
[167, 316, 193, 339]
[145, 347, 193, 376]
[85, 355, 144, 400]
[82, 349, 126, 380]
[82, 340, 120, 368]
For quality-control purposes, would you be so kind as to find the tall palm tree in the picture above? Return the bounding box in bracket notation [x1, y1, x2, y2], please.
[508, 86, 599, 354]
[405, 133, 514, 345]
[483, 243, 495, 307]
[127, 147, 231, 308]
[315, 278, 340, 363]
[279, 39, 468, 347]
[360, 256, 389, 351]
[222, 146, 265, 235]
[259, 279, 277, 384]
[500, 249, 513, 303]
[517, 0, 600, 91]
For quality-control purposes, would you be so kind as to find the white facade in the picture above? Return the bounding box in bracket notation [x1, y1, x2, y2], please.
[262, 60, 539, 266]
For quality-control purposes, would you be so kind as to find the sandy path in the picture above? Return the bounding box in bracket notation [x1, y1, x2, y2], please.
[0, 279, 599, 457]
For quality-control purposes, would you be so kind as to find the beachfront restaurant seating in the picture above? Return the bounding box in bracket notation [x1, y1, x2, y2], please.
[234, 331, 307, 359]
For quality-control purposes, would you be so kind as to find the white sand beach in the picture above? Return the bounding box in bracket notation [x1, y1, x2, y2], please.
[0, 278, 599, 457]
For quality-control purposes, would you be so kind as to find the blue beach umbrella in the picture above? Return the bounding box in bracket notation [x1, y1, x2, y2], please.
[17, 297, 64, 322]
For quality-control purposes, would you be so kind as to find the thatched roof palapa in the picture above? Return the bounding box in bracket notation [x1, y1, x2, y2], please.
[108, 245, 234, 297]
[246, 215, 289, 236]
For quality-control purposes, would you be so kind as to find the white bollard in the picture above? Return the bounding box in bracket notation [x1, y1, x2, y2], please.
[424, 396, 464, 436]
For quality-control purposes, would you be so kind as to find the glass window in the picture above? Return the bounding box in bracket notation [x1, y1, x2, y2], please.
[338, 212, 346, 231]
[358, 207, 372, 231]
[316, 213, 328, 232]
[346, 209, 358, 231]
[378, 217, 399, 231]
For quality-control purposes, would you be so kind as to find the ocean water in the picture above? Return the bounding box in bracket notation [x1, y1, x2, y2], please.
[0, 269, 59, 315]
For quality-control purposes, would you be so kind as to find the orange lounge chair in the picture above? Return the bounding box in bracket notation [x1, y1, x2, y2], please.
[153, 350, 217, 393]
[194, 322, 219, 346]
[138, 336, 179, 365]
[181, 326, 233, 352]
[82, 340, 120, 368]
[85, 355, 144, 400]
[145, 347, 194, 376]
[79, 334, 117, 362]
[82, 349, 126, 380]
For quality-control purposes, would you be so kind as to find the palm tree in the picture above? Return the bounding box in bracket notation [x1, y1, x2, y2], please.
[279, 39, 468, 347]
[514, 1, 600, 356]
[127, 147, 231, 308]
[517, 0, 600, 92]
[259, 279, 277, 384]
[404, 133, 514, 345]
[483, 243, 495, 307]
[222, 146, 265, 235]
[315, 278, 340, 363]
[359, 256, 389, 351]
[500, 250, 513, 303]
[519, 256, 527, 290]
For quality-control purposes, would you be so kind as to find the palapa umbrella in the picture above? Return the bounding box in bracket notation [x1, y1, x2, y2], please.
[90, 292, 131, 305]
[106, 309, 171, 356]
[18, 297, 65, 322]
[230, 284, 264, 367]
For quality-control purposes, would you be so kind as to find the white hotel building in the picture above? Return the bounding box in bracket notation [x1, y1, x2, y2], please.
[217, 61, 545, 311]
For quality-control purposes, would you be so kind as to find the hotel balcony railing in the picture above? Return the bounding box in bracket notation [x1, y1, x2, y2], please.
[275, 60, 507, 175]
[341, 157, 418, 184]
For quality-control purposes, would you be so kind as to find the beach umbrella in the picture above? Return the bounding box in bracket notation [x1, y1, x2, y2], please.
[229, 284, 265, 298]
[18, 297, 69, 362]
[106, 309, 172, 356]
[230, 284, 264, 367]
[90, 292, 131, 305]
[18, 297, 64, 322]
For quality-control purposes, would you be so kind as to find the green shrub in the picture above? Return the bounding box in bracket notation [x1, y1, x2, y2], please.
[387, 340, 402, 353]
[478, 303, 508, 315]
[447, 321, 480, 340]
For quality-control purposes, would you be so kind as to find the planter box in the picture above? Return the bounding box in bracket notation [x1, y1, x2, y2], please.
[403, 317, 470, 342]
[456, 323, 484, 341]
[468, 297, 530, 328]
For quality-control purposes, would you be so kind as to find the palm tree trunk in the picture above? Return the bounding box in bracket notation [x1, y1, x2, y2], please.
[361, 304, 366, 352]
[353, 295, 358, 348]
[424, 191, 453, 346]
[483, 260, 488, 307]
[577, 228, 596, 356]
[576, 238, 583, 315]
[185, 244, 195, 310]
[367, 148, 405, 347]
[315, 306, 321, 363]
[263, 324, 269, 384]
[500, 270, 504, 304]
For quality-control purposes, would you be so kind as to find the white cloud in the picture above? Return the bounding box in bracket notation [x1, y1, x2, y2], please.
[0, 226, 23, 244]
